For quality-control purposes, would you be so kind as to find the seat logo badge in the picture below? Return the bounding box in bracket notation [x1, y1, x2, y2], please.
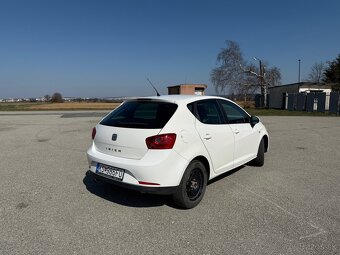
[112, 134, 117, 141]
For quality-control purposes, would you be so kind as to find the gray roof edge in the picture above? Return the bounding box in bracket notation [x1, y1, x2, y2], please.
[269, 82, 330, 90]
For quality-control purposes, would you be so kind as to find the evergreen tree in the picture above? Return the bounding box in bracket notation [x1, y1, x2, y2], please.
[323, 54, 340, 90]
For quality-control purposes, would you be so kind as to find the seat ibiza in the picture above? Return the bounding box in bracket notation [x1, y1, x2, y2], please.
[87, 95, 269, 209]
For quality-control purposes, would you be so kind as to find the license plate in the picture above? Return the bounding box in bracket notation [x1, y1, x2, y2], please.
[96, 163, 125, 181]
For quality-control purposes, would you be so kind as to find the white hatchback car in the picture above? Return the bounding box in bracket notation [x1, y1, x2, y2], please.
[87, 95, 269, 208]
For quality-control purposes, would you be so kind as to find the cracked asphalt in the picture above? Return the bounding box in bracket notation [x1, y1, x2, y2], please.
[0, 112, 339, 254]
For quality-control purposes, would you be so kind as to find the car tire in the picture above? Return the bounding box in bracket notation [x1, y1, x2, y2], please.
[252, 138, 265, 167]
[172, 160, 207, 209]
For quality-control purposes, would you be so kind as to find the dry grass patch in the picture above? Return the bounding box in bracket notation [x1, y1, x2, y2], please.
[29, 102, 120, 110]
[235, 100, 255, 108]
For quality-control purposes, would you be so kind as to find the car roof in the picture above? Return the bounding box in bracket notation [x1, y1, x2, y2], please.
[133, 95, 233, 105]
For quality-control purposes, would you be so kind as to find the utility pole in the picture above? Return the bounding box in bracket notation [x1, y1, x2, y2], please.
[255, 57, 267, 107]
[298, 59, 301, 83]
[240, 57, 267, 107]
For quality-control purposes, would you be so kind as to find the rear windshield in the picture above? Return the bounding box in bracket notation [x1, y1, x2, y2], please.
[100, 100, 178, 129]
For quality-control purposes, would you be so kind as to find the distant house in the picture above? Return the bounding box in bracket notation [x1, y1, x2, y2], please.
[167, 84, 207, 95]
[268, 82, 332, 109]
[63, 97, 76, 102]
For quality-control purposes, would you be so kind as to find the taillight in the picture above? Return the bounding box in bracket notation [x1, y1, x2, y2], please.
[92, 127, 96, 140]
[146, 133, 176, 149]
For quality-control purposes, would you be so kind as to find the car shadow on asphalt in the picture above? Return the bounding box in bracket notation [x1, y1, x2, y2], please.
[83, 171, 178, 208]
[207, 165, 245, 186]
[83, 166, 247, 209]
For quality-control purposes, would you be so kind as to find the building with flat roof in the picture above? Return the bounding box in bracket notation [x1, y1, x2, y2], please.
[167, 84, 207, 95]
[268, 82, 332, 109]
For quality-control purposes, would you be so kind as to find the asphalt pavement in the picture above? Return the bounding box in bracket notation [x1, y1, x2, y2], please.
[0, 112, 339, 255]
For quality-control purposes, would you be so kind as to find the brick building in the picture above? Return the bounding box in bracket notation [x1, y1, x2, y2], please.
[167, 84, 207, 95]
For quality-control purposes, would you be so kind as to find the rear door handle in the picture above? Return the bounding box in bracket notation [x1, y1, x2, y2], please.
[233, 129, 240, 134]
[203, 133, 212, 140]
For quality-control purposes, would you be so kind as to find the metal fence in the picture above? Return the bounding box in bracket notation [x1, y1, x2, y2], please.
[284, 92, 340, 114]
[255, 94, 270, 108]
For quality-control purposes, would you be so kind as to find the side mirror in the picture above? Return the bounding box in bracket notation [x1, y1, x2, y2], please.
[250, 116, 260, 127]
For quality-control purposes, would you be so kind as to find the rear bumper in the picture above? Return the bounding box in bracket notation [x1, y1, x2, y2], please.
[87, 142, 189, 188]
[87, 171, 178, 195]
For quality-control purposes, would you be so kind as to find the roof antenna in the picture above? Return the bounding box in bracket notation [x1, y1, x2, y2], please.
[146, 78, 160, 96]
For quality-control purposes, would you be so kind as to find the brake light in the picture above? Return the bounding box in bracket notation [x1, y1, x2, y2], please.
[146, 133, 176, 149]
[92, 127, 96, 140]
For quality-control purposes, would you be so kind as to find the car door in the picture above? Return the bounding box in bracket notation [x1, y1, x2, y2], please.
[218, 100, 258, 167]
[194, 99, 235, 174]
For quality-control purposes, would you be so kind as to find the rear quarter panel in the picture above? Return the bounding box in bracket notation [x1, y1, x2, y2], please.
[160, 103, 215, 179]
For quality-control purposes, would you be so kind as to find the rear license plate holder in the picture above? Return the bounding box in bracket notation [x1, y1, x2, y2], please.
[96, 163, 125, 181]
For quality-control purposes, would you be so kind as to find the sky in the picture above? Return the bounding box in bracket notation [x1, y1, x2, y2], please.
[0, 0, 339, 98]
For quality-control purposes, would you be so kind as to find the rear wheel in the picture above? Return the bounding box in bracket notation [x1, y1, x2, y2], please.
[252, 139, 265, 166]
[172, 160, 207, 209]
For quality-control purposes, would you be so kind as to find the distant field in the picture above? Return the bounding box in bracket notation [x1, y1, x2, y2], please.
[0, 101, 338, 116]
[0, 102, 121, 111]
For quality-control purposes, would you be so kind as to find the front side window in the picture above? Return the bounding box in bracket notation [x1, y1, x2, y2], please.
[100, 100, 178, 129]
[219, 100, 250, 124]
[196, 100, 223, 124]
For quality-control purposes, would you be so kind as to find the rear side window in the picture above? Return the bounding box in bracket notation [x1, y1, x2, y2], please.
[196, 100, 223, 124]
[219, 100, 250, 124]
[100, 100, 178, 129]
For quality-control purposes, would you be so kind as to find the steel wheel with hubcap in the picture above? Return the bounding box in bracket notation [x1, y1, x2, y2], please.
[173, 160, 207, 209]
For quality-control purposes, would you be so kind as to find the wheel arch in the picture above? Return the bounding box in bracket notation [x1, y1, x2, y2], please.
[262, 134, 269, 152]
[192, 155, 211, 179]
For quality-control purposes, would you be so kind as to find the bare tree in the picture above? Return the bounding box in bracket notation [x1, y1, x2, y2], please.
[242, 63, 281, 87]
[238, 70, 259, 107]
[211, 40, 281, 104]
[211, 40, 246, 95]
[241, 63, 281, 107]
[265, 67, 282, 87]
[308, 62, 325, 83]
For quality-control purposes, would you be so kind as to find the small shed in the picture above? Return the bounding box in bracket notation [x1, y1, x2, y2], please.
[167, 84, 207, 95]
